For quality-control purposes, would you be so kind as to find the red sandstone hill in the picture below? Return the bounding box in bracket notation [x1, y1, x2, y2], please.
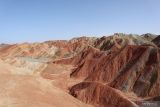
[53, 34, 160, 107]
[70, 82, 138, 107]
[0, 33, 159, 107]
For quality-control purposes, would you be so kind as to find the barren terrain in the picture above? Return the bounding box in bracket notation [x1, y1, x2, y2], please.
[0, 33, 160, 107]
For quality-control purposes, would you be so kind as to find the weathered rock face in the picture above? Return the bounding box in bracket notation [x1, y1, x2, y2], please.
[59, 44, 160, 96]
[110, 47, 160, 97]
[66, 45, 160, 106]
[70, 82, 138, 107]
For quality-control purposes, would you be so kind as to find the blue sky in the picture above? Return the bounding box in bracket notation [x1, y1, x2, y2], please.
[0, 0, 160, 43]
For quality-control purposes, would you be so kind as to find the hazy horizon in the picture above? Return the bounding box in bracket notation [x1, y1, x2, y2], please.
[0, 0, 160, 43]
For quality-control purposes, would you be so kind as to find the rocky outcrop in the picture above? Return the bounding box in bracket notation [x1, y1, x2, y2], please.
[70, 82, 138, 107]
[152, 35, 160, 47]
[141, 33, 157, 41]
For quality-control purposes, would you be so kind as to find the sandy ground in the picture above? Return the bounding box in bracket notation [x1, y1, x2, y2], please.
[0, 59, 91, 107]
